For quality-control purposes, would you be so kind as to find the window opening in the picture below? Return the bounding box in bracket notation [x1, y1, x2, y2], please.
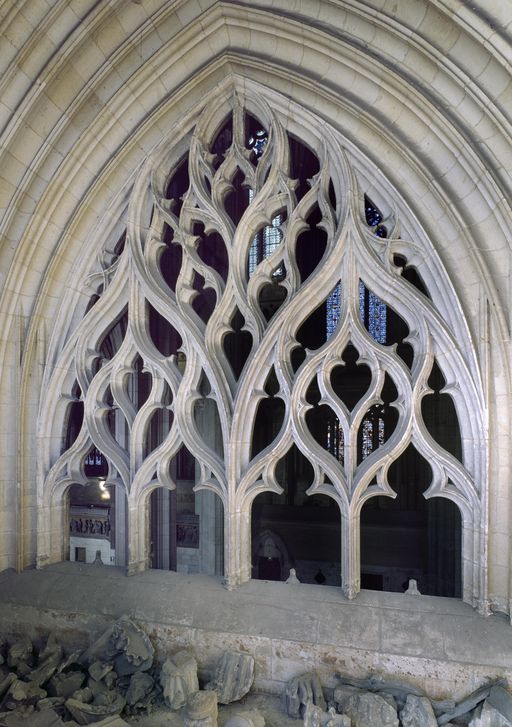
[51, 95, 479, 601]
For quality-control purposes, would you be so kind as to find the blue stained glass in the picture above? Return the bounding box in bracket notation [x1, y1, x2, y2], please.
[326, 284, 341, 339]
[248, 129, 268, 158]
[247, 128, 283, 278]
[363, 280, 387, 344]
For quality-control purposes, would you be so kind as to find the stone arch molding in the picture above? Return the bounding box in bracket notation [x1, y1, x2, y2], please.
[37, 85, 487, 608]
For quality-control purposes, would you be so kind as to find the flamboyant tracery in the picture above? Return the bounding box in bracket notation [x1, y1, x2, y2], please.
[38, 92, 485, 603]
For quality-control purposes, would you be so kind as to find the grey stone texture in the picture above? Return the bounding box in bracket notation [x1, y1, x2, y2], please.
[400, 694, 438, 727]
[284, 672, 327, 718]
[183, 690, 218, 726]
[224, 709, 266, 726]
[342, 692, 399, 727]
[207, 651, 254, 705]
[160, 650, 199, 710]
[469, 701, 512, 727]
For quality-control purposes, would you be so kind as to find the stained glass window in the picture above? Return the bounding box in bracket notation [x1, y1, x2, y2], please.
[247, 129, 283, 277]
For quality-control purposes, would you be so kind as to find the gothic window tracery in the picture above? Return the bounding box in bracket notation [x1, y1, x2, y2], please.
[41, 90, 484, 602]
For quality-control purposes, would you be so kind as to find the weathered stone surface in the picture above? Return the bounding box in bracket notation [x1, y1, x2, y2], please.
[469, 700, 512, 727]
[284, 672, 326, 718]
[333, 684, 364, 712]
[81, 617, 153, 677]
[304, 701, 350, 726]
[183, 690, 218, 727]
[109, 618, 153, 676]
[36, 696, 65, 710]
[47, 671, 86, 699]
[7, 639, 32, 670]
[336, 673, 454, 714]
[286, 569, 300, 584]
[438, 680, 506, 725]
[0, 674, 16, 703]
[488, 685, 512, 722]
[343, 691, 399, 727]
[91, 718, 130, 727]
[56, 651, 83, 675]
[30, 649, 64, 689]
[207, 651, 254, 705]
[65, 692, 126, 725]
[38, 634, 63, 666]
[124, 671, 153, 710]
[160, 650, 198, 710]
[88, 663, 112, 683]
[400, 694, 438, 727]
[0, 707, 68, 726]
[224, 709, 266, 726]
[0, 679, 46, 711]
[92, 718, 130, 727]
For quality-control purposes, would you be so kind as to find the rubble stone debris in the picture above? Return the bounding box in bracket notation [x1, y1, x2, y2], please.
[342, 691, 399, 727]
[65, 691, 126, 725]
[81, 616, 154, 678]
[400, 694, 438, 727]
[124, 671, 154, 714]
[206, 651, 254, 705]
[0, 623, 511, 726]
[284, 672, 327, 719]
[183, 689, 218, 727]
[6, 639, 32, 671]
[159, 650, 199, 710]
[304, 701, 350, 726]
[224, 708, 266, 726]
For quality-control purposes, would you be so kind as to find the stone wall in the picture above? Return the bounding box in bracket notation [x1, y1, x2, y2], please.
[0, 564, 511, 703]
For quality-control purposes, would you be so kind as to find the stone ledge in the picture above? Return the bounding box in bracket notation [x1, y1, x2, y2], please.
[0, 562, 510, 700]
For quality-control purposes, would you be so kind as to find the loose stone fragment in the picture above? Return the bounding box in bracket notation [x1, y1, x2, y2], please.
[438, 679, 506, 725]
[36, 696, 65, 711]
[224, 709, 266, 726]
[0, 706, 67, 726]
[1, 678, 46, 711]
[124, 672, 154, 711]
[109, 617, 153, 676]
[284, 672, 326, 719]
[343, 691, 399, 727]
[38, 634, 63, 666]
[488, 685, 512, 723]
[71, 687, 93, 703]
[88, 663, 112, 683]
[65, 691, 126, 725]
[30, 652, 63, 689]
[207, 651, 254, 705]
[336, 672, 454, 714]
[92, 718, 131, 727]
[0, 673, 16, 703]
[469, 700, 512, 726]
[81, 617, 153, 677]
[160, 650, 198, 710]
[7, 639, 32, 670]
[183, 690, 218, 727]
[333, 684, 364, 712]
[303, 701, 350, 726]
[56, 650, 83, 675]
[47, 671, 86, 699]
[400, 694, 438, 727]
